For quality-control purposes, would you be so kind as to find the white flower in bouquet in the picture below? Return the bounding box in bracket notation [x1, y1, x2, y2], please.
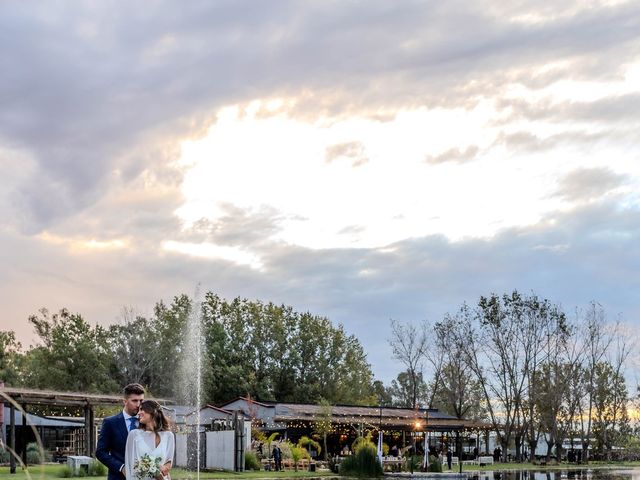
[134, 453, 162, 480]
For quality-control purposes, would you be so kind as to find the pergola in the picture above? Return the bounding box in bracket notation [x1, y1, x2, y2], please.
[0, 387, 170, 474]
[274, 403, 474, 431]
[254, 401, 490, 456]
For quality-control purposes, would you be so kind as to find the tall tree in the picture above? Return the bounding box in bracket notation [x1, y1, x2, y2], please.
[388, 319, 428, 409]
[23, 308, 117, 393]
[200, 293, 375, 404]
[575, 302, 614, 463]
[454, 292, 560, 462]
[0, 330, 23, 386]
[106, 308, 162, 390]
[592, 361, 629, 458]
[388, 370, 428, 408]
[432, 311, 486, 420]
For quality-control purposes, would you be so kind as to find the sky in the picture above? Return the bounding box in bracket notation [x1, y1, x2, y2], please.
[1, 0, 640, 386]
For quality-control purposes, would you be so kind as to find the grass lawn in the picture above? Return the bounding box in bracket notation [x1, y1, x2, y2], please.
[4, 462, 640, 480]
[0, 465, 337, 480]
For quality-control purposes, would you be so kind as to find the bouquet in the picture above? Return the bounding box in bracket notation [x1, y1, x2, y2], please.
[134, 453, 163, 480]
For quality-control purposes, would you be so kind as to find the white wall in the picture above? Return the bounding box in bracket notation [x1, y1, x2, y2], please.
[175, 424, 251, 471]
[175, 433, 188, 467]
[205, 431, 235, 470]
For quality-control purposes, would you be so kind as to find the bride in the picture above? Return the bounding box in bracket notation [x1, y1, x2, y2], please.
[124, 400, 175, 480]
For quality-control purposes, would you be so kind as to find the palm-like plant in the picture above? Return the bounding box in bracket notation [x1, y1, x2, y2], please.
[297, 435, 322, 457]
[266, 432, 280, 454]
[290, 446, 308, 472]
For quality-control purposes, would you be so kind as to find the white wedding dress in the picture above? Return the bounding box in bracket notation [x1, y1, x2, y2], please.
[124, 429, 175, 480]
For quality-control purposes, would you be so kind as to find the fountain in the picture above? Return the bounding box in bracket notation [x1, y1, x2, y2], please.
[178, 290, 205, 479]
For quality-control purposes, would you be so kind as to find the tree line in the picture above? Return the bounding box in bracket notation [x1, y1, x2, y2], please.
[0, 292, 377, 406]
[1, 288, 635, 462]
[382, 290, 634, 463]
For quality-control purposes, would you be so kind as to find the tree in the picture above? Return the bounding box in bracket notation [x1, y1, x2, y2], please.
[23, 308, 117, 393]
[454, 292, 558, 462]
[432, 312, 486, 420]
[533, 311, 579, 463]
[575, 302, 615, 463]
[388, 319, 428, 409]
[388, 370, 428, 408]
[313, 399, 333, 460]
[200, 293, 375, 404]
[0, 330, 23, 386]
[372, 380, 393, 407]
[592, 361, 629, 458]
[106, 308, 162, 390]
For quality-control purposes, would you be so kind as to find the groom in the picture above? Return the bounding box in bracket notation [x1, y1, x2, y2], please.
[96, 383, 145, 480]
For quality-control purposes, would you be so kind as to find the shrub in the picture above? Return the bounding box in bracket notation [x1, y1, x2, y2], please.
[351, 435, 374, 454]
[58, 466, 74, 478]
[245, 451, 261, 471]
[340, 442, 383, 478]
[428, 455, 442, 472]
[0, 447, 10, 463]
[56, 461, 106, 478]
[279, 442, 292, 459]
[26, 442, 48, 464]
[405, 454, 422, 472]
[88, 460, 108, 476]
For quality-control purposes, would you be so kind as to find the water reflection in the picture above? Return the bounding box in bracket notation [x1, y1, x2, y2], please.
[467, 471, 640, 480]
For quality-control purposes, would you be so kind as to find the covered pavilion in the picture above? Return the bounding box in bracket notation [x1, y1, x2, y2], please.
[0, 386, 170, 473]
[219, 397, 489, 458]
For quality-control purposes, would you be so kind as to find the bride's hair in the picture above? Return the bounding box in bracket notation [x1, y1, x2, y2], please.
[140, 400, 171, 432]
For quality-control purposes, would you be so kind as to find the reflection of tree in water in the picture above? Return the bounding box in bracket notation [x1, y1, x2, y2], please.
[473, 472, 634, 480]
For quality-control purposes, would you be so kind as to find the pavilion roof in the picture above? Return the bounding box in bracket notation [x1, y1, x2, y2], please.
[272, 403, 487, 431]
[0, 387, 171, 407]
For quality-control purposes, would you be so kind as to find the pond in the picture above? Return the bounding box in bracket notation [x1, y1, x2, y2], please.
[467, 470, 640, 480]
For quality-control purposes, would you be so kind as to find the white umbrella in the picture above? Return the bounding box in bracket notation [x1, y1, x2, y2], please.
[377, 431, 383, 465]
[423, 434, 428, 469]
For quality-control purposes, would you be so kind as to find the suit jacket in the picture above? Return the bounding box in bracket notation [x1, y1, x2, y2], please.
[96, 412, 129, 480]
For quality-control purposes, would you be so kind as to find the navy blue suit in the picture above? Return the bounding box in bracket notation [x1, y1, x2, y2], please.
[96, 413, 129, 480]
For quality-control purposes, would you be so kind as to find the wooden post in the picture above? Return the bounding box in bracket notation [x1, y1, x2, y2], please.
[21, 403, 27, 465]
[84, 404, 91, 456]
[90, 406, 95, 456]
[9, 404, 16, 474]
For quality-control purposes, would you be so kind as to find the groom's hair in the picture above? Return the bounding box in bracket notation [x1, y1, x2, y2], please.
[123, 383, 145, 397]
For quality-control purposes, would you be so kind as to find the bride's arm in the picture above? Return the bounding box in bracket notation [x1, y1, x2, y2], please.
[160, 432, 175, 477]
[164, 432, 176, 470]
[124, 430, 138, 480]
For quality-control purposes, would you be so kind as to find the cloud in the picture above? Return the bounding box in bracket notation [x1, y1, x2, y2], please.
[553, 167, 628, 202]
[425, 145, 479, 165]
[491, 130, 613, 154]
[325, 141, 368, 167]
[3, 196, 640, 382]
[2, 0, 640, 385]
[180, 204, 285, 247]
